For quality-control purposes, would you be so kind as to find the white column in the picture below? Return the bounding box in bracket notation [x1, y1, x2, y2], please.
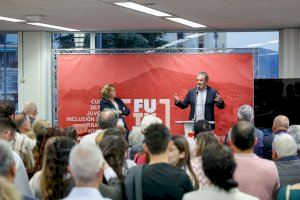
[279, 28, 300, 78]
[18, 32, 52, 123]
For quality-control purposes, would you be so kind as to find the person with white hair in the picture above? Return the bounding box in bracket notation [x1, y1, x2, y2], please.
[63, 143, 111, 200]
[288, 125, 300, 156]
[23, 102, 38, 126]
[237, 105, 264, 157]
[128, 127, 144, 160]
[140, 115, 162, 133]
[273, 134, 300, 185]
[264, 115, 290, 160]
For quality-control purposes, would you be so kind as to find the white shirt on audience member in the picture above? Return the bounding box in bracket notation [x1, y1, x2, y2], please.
[13, 151, 33, 196]
[63, 187, 111, 200]
[80, 129, 104, 144]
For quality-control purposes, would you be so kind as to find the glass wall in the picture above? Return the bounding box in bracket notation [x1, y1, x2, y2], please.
[52, 33, 90, 49]
[94, 31, 278, 78]
[0, 33, 18, 107]
[51, 31, 279, 79]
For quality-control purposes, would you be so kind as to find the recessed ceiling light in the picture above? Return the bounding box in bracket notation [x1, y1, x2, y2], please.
[0, 16, 25, 23]
[27, 22, 80, 31]
[166, 17, 206, 28]
[114, 2, 171, 17]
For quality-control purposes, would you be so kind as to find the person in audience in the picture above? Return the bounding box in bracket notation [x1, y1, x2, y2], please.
[229, 121, 280, 200]
[23, 102, 38, 126]
[64, 126, 78, 143]
[193, 120, 212, 138]
[191, 131, 219, 190]
[95, 128, 127, 200]
[0, 100, 35, 171]
[288, 125, 300, 156]
[32, 119, 51, 135]
[0, 100, 34, 171]
[0, 177, 22, 200]
[30, 137, 76, 200]
[99, 129, 130, 181]
[125, 123, 194, 200]
[189, 119, 213, 158]
[34, 127, 66, 171]
[183, 143, 258, 200]
[277, 183, 300, 200]
[237, 105, 264, 157]
[0, 140, 36, 200]
[15, 112, 36, 140]
[63, 143, 110, 200]
[134, 115, 163, 165]
[128, 127, 144, 160]
[263, 115, 289, 160]
[0, 99, 16, 120]
[169, 135, 199, 189]
[272, 134, 300, 185]
[80, 109, 118, 144]
[0, 118, 32, 197]
[100, 84, 130, 139]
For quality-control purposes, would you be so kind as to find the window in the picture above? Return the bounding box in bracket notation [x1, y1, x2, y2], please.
[52, 33, 90, 49]
[0, 33, 18, 106]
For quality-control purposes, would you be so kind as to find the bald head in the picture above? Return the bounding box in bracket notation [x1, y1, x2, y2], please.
[97, 109, 118, 130]
[272, 115, 289, 133]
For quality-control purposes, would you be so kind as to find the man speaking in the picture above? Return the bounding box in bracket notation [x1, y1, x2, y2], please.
[174, 72, 225, 129]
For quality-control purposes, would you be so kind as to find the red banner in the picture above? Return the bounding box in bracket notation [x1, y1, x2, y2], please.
[57, 54, 253, 140]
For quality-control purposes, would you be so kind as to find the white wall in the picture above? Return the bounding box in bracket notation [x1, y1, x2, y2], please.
[18, 32, 52, 123]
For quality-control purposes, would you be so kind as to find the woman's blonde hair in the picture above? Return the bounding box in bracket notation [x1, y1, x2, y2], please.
[0, 177, 21, 200]
[101, 84, 115, 100]
[195, 131, 218, 157]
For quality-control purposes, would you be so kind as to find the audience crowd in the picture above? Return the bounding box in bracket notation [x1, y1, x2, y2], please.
[1, 100, 300, 200]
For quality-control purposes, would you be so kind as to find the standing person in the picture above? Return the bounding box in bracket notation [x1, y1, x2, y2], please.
[229, 121, 279, 200]
[125, 124, 194, 200]
[183, 144, 258, 200]
[237, 105, 264, 157]
[30, 137, 76, 200]
[174, 72, 225, 129]
[100, 84, 130, 137]
[23, 102, 38, 127]
[63, 143, 111, 200]
[169, 136, 199, 190]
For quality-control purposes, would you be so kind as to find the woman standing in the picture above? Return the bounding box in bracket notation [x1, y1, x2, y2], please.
[100, 84, 130, 136]
[169, 136, 199, 190]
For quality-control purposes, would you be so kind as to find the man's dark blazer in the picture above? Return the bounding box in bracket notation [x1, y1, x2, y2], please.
[100, 97, 130, 131]
[175, 86, 225, 127]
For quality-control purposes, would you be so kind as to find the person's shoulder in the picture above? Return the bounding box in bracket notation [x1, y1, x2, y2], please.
[207, 86, 217, 93]
[236, 190, 259, 200]
[100, 98, 109, 103]
[80, 132, 98, 144]
[182, 190, 202, 200]
[188, 87, 198, 93]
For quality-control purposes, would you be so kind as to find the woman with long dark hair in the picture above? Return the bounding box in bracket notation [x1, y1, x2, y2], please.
[169, 135, 199, 190]
[183, 144, 258, 200]
[99, 130, 129, 181]
[30, 137, 76, 200]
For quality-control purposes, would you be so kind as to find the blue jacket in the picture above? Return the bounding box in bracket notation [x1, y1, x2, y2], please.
[175, 86, 225, 127]
[100, 97, 130, 131]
